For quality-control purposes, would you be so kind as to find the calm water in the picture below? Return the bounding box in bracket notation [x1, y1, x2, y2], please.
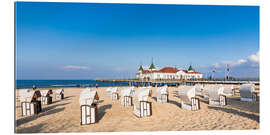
[16, 80, 129, 89]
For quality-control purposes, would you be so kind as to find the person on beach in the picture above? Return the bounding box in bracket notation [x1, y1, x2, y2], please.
[96, 83, 98, 88]
[33, 84, 37, 90]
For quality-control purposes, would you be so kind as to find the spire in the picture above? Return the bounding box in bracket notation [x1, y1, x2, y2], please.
[188, 65, 194, 71]
[149, 58, 155, 70]
[139, 65, 143, 71]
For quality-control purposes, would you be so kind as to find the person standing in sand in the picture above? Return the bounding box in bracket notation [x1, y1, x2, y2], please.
[33, 84, 37, 90]
[96, 83, 98, 88]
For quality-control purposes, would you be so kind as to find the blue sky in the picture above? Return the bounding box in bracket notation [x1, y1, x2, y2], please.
[16, 2, 259, 79]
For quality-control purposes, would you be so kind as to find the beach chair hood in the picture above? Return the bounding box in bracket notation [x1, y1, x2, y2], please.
[239, 83, 255, 98]
[40, 89, 53, 97]
[222, 85, 234, 96]
[178, 86, 195, 104]
[110, 87, 118, 93]
[195, 84, 203, 95]
[56, 89, 64, 94]
[134, 88, 151, 110]
[79, 88, 99, 106]
[121, 87, 134, 97]
[208, 85, 224, 101]
[19, 89, 41, 103]
[156, 85, 168, 97]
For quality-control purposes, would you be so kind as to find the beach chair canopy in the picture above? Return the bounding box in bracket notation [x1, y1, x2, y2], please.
[106, 87, 112, 92]
[195, 84, 203, 93]
[120, 87, 134, 97]
[207, 85, 224, 101]
[133, 88, 151, 110]
[239, 83, 255, 98]
[134, 88, 151, 102]
[223, 85, 234, 95]
[40, 89, 53, 97]
[106, 87, 118, 94]
[56, 89, 64, 94]
[19, 89, 41, 103]
[178, 85, 196, 104]
[110, 87, 118, 93]
[201, 85, 215, 96]
[156, 85, 168, 97]
[79, 88, 99, 106]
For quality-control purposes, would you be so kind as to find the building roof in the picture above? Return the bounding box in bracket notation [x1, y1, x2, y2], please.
[159, 67, 179, 73]
[139, 67, 202, 74]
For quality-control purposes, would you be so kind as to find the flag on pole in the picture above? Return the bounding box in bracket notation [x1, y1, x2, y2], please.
[226, 64, 230, 72]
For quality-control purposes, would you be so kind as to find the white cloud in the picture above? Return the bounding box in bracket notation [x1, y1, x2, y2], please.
[213, 51, 259, 68]
[248, 51, 259, 63]
[208, 51, 259, 77]
[63, 65, 88, 70]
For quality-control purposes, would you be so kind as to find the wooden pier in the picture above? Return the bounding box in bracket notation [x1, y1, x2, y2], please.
[94, 79, 260, 87]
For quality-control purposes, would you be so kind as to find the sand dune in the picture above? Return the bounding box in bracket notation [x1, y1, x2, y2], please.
[15, 86, 259, 133]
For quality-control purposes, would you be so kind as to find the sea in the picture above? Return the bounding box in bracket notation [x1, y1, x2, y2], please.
[16, 80, 129, 89]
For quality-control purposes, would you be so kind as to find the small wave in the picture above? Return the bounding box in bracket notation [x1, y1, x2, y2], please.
[51, 84, 77, 87]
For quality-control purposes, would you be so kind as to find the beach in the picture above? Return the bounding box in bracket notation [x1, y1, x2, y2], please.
[15, 86, 259, 133]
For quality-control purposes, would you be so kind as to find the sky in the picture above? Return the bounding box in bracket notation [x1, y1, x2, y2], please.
[16, 2, 259, 80]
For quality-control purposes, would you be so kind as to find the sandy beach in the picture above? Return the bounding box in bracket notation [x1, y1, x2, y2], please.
[15, 86, 259, 133]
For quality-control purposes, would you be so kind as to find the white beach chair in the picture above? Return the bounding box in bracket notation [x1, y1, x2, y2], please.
[55, 89, 64, 100]
[120, 87, 135, 106]
[222, 85, 235, 97]
[239, 83, 257, 102]
[106, 87, 112, 96]
[156, 85, 168, 103]
[110, 87, 119, 100]
[201, 85, 214, 98]
[40, 90, 53, 105]
[206, 85, 227, 106]
[79, 88, 99, 125]
[194, 84, 204, 96]
[178, 85, 200, 111]
[19, 89, 42, 116]
[133, 88, 152, 118]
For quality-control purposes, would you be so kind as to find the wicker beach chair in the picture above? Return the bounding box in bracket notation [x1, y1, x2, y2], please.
[106, 87, 112, 96]
[178, 85, 200, 110]
[201, 84, 214, 98]
[133, 87, 152, 118]
[79, 88, 99, 125]
[156, 85, 168, 103]
[239, 83, 257, 102]
[40, 90, 53, 105]
[19, 89, 42, 116]
[206, 85, 227, 106]
[110, 87, 119, 100]
[55, 89, 64, 100]
[194, 84, 204, 96]
[222, 85, 235, 97]
[120, 87, 135, 107]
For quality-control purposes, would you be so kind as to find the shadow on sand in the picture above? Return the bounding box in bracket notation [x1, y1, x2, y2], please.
[97, 104, 112, 121]
[16, 103, 69, 127]
[16, 123, 47, 133]
[208, 106, 259, 123]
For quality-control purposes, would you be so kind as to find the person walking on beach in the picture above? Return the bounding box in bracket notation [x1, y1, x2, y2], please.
[95, 83, 98, 88]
